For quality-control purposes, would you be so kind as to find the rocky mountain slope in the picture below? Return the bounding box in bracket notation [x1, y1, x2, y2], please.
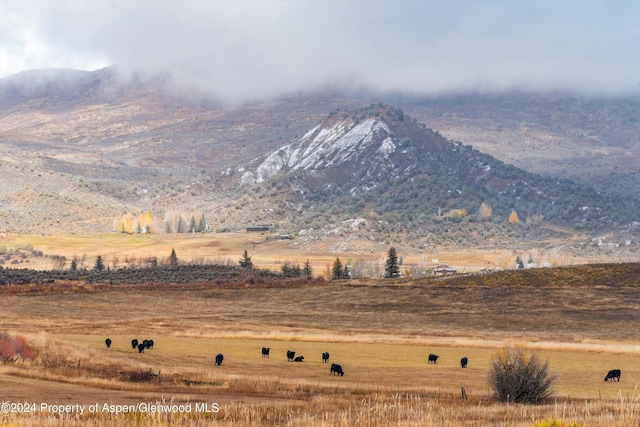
[0, 68, 638, 255]
[228, 104, 636, 248]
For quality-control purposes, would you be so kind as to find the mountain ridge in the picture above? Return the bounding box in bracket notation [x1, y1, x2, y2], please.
[236, 104, 635, 234]
[0, 68, 638, 257]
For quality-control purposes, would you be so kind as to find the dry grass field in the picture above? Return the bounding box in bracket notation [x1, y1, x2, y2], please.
[1, 266, 640, 426]
[1, 231, 623, 275]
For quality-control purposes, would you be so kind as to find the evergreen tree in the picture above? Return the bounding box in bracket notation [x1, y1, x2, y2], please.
[69, 259, 77, 273]
[384, 247, 400, 278]
[93, 255, 105, 272]
[190, 215, 197, 233]
[198, 213, 207, 232]
[332, 257, 345, 280]
[177, 217, 186, 233]
[169, 248, 178, 266]
[303, 259, 313, 278]
[239, 250, 253, 269]
[281, 261, 301, 277]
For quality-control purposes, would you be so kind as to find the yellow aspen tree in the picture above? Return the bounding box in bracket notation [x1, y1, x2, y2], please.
[508, 210, 519, 224]
[124, 215, 133, 233]
[479, 202, 492, 220]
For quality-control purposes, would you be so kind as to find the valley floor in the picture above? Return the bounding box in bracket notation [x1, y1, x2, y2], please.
[1, 277, 640, 425]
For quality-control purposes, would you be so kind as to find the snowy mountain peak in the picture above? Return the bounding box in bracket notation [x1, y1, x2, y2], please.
[242, 106, 408, 186]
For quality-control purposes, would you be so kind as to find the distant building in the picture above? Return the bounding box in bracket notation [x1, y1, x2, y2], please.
[433, 264, 457, 275]
[246, 225, 270, 232]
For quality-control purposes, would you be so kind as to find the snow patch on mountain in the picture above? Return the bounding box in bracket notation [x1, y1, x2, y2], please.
[377, 137, 396, 155]
[245, 117, 397, 184]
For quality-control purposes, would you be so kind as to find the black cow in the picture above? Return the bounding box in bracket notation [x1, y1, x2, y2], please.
[143, 339, 154, 349]
[428, 354, 439, 364]
[137, 343, 145, 353]
[131, 339, 139, 349]
[330, 363, 344, 376]
[262, 347, 270, 358]
[105, 338, 112, 348]
[460, 356, 468, 368]
[322, 352, 330, 363]
[605, 369, 621, 382]
[287, 350, 295, 362]
[294, 355, 304, 362]
[215, 353, 224, 366]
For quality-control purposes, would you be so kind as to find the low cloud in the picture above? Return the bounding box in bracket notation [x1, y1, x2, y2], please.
[1, 0, 639, 101]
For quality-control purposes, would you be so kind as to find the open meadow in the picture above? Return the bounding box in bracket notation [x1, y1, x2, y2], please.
[1, 231, 626, 274]
[1, 263, 640, 426]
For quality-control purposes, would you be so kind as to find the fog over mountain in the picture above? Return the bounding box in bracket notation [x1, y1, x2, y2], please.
[2, 0, 639, 102]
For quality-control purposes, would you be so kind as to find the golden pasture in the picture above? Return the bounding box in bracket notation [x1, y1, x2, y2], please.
[1, 275, 640, 426]
[0, 231, 605, 274]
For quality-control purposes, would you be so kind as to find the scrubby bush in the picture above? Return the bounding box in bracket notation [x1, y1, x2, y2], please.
[0, 333, 36, 362]
[488, 347, 556, 404]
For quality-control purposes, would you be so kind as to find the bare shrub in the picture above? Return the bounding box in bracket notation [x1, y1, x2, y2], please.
[488, 347, 556, 404]
[0, 332, 36, 362]
[49, 254, 66, 270]
[118, 369, 160, 383]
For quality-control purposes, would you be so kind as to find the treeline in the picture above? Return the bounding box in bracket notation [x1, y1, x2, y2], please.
[0, 247, 319, 286]
[116, 210, 210, 234]
[0, 263, 300, 286]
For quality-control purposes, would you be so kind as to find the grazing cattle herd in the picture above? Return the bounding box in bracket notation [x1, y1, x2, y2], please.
[104, 338, 623, 384]
[126, 338, 155, 353]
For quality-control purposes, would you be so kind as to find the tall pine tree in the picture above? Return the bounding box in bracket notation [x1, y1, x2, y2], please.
[332, 257, 345, 280]
[93, 255, 105, 272]
[384, 247, 400, 278]
[303, 259, 313, 278]
[198, 213, 207, 232]
[169, 248, 178, 266]
[239, 250, 253, 269]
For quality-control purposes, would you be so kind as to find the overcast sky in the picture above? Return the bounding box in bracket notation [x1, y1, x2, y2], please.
[1, 0, 639, 101]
